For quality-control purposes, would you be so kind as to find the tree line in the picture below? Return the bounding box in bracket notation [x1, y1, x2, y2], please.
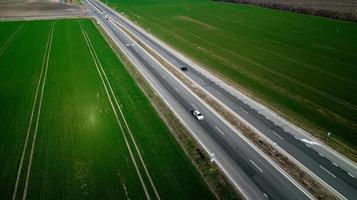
[214, 0, 357, 22]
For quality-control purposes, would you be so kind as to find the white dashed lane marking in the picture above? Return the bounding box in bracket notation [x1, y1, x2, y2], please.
[272, 131, 284, 140]
[250, 160, 263, 173]
[215, 127, 225, 136]
[320, 165, 336, 178]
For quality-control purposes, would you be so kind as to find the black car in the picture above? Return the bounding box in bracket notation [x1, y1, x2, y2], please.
[180, 67, 188, 71]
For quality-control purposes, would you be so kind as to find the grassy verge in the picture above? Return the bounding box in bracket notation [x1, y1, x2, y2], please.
[101, 0, 357, 161]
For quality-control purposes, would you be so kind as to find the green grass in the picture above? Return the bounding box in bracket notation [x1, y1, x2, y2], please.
[0, 19, 213, 199]
[102, 0, 357, 153]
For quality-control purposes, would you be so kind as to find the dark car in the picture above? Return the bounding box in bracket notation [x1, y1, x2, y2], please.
[180, 67, 188, 71]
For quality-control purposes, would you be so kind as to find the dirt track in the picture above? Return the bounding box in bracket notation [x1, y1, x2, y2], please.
[0, 0, 87, 18]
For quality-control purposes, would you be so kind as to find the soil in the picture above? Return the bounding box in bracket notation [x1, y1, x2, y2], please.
[0, 0, 87, 18]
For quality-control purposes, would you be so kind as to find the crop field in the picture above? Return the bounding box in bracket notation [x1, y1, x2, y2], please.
[103, 0, 357, 153]
[0, 19, 213, 199]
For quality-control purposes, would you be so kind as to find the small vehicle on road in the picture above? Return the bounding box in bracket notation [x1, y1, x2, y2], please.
[180, 67, 188, 72]
[192, 110, 204, 120]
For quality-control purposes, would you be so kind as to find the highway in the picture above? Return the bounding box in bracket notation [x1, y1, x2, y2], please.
[81, 0, 314, 199]
[84, 0, 357, 199]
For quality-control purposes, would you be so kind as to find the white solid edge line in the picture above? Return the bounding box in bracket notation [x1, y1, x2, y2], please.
[214, 160, 250, 200]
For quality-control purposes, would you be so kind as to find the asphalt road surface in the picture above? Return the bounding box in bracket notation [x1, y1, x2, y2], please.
[82, 0, 356, 199]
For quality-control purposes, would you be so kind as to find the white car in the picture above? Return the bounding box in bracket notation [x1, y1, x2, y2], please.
[192, 110, 204, 120]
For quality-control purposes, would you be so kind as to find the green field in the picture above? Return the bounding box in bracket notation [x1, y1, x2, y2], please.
[0, 19, 213, 199]
[102, 0, 357, 153]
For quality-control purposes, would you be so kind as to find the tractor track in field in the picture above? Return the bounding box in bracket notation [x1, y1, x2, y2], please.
[79, 22, 160, 200]
[21, 21, 54, 200]
[12, 22, 54, 200]
[0, 24, 23, 57]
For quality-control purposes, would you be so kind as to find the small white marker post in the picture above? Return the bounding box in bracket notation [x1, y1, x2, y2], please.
[326, 132, 331, 143]
[210, 153, 215, 162]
